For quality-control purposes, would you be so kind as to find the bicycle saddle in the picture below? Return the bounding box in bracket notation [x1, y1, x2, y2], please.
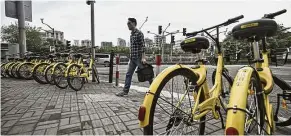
[232, 19, 277, 40]
[180, 36, 210, 54]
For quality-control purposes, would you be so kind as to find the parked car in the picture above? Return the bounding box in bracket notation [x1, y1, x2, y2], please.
[95, 53, 115, 67]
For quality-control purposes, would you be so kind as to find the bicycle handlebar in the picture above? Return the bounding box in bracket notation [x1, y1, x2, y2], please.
[225, 15, 244, 25]
[186, 15, 244, 37]
[263, 9, 287, 19]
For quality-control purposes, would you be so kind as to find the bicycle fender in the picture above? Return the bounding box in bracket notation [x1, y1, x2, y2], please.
[226, 66, 254, 135]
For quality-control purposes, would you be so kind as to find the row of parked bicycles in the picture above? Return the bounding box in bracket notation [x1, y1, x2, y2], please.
[1, 51, 100, 91]
[138, 9, 291, 135]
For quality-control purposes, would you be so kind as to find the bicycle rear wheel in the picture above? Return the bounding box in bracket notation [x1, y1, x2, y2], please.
[67, 64, 84, 91]
[44, 65, 55, 85]
[53, 63, 68, 89]
[143, 68, 205, 135]
[33, 63, 49, 84]
[11, 63, 20, 78]
[18, 63, 34, 80]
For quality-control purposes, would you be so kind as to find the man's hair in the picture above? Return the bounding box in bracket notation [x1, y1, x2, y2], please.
[128, 18, 137, 26]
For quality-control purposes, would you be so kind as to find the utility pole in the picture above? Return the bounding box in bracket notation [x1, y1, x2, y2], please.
[17, 1, 26, 57]
[87, 0, 96, 82]
[41, 18, 55, 54]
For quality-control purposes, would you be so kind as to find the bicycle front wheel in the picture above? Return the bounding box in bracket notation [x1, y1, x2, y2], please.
[144, 68, 205, 135]
[67, 64, 84, 91]
[44, 65, 55, 85]
[53, 63, 68, 89]
[33, 63, 49, 84]
[18, 63, 34, 80]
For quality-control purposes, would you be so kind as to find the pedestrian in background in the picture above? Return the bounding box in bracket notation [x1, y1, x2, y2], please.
[116, 18, 152, 97]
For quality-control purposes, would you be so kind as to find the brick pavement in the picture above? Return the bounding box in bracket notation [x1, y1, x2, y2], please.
[1, 65, 291, 135]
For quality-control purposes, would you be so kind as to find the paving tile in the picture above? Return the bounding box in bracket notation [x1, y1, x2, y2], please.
[81, 115, 90, 122]
[8, 123, 36, 134]
[82, 129, 94, 135]
[33, 129, 46, 135]
[89, 113, 99, 120]
[60, 118, 70, 126]
[70, 116, 80, 124]
[131, 128, 143, 135]
[3, 119, 18, 127]
[101, 117, 113, 126]
[92, 119, 103, 128]
[45, 127, 58, 135]
[119, 114, 131, 122]
[35, 123, 59, 130]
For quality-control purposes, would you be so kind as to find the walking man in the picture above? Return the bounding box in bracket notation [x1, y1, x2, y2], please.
[116, 18, 152, 96]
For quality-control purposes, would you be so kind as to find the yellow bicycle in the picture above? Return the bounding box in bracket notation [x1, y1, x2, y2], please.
[66, 53, 100, 91]
[138, 15, 244, 135]
[225, 9, 287, 135]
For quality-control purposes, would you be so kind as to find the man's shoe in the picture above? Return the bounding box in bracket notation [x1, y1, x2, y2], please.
[116, 91, 128, 97]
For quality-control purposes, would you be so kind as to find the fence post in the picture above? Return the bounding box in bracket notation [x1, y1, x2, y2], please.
[109, 51, 114, 83]
[115, 54, 120, 86]
[156, 54, 161, 76]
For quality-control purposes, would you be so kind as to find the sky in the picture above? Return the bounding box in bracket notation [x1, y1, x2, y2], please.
[1, 0, 291, 46]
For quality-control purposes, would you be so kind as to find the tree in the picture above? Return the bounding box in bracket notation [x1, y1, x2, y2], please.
[1, 22, 47, 53]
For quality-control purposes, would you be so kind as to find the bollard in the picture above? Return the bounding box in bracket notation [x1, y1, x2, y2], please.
[156, 54, 161, 76]
[115, 54, 120, 86]
[109, 51, 114, 83]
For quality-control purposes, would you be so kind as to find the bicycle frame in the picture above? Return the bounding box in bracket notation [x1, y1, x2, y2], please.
[226, 39, 274, 134]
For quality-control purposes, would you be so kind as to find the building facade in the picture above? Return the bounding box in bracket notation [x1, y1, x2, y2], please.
[101, 42, 113, 49]
[81, 40, 92, 47]
[117, 38, 126, 47]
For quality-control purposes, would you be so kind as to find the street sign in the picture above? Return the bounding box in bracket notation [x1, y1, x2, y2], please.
[5, 0, 32, 22]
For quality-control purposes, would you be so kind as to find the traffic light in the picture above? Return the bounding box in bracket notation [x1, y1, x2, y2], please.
[171, 35, 175, 44]
[66, 40, 71, 50]
[183, 28, 187, 36]
[158, 26, 162, 35]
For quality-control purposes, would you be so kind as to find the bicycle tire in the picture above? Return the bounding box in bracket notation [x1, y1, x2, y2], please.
[5, 62, 15, 78]
[52, 63, 68, 89]
[144, 68, 205, 135]
[1, 63, 8, 77]
[32, 63, 49, 84]
[67, 64, 84, 91]
[17, 63, 34, 80]
[11, 63, 20, 78]
[44, 65, 55, 85]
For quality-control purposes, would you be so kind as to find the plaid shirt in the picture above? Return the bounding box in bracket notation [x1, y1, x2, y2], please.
[130, 29, 145, 59]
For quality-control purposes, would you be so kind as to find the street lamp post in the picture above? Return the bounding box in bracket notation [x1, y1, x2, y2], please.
[139, 16, 148, 30]
[86, 0, 96, 82]
[40, 18, 55, 54]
